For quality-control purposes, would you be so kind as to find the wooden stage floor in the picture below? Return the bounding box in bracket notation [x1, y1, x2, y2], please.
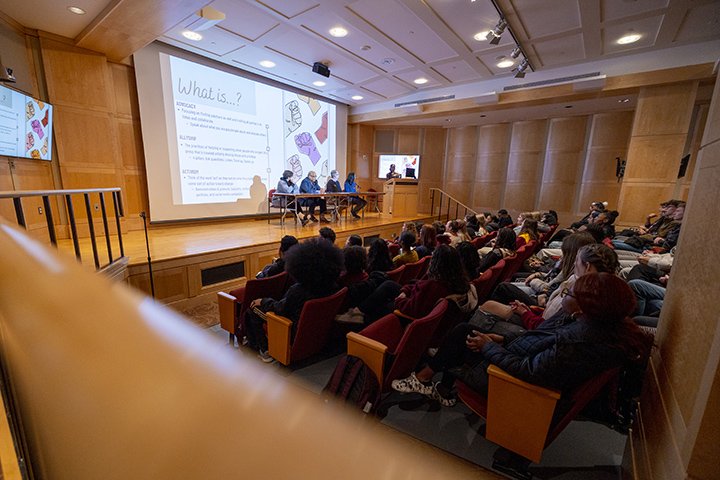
[57, 211, 434, 268]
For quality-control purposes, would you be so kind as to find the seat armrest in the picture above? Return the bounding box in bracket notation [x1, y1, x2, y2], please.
[346, 332, 388, 387]
[266, 312, 293, 365]
[217, 292, 238, 334]
[485, 365, 561, 464]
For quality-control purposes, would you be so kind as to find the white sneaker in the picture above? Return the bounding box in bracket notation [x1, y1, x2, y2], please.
[391, 372, 433, 395]
[258, 350, 274, 363]
[431, 383, 457, 407]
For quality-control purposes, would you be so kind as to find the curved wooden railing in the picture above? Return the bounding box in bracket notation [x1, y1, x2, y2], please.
[429, 188, 479, 222]
[0, 188, 126, 271]
[0, 220, 486, 479]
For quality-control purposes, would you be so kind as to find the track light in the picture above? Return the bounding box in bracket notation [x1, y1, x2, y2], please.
[510, 46, 521, 59]
[488, 19, 507, 45]
[0, 57, 15, 83]
[512, 58, 529, 78]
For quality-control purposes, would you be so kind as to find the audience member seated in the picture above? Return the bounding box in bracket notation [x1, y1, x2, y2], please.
[345, 234, 363, 247]
[457, 241, 481, 280]
[392, 232, 419, 267]
[491, 233, 595, 307]
[446, 219, 471, 247]
[516, 219, 540, 246]
[367, 238, 394, 273]
[256, 235, 298, 279]
[391, 272, 649, 408]
[496, 209, 514, 229]
[299, 170, 331, 224]
[246, 238, 343, 362]
[629, 275, 667, 318]
[339, 244, 476, 325]
[477, 227, 517, 272]
[614, 202, 684, 253]
[620, 247, 674, 285]
[414, 224, 436, 259]
[339, 245, 369, 287]
[273, 170, 307, 226]
[540, 210, 559, 231]
[432, 220, 446, 235]
[465, 214, 481, 238]
[616, 200, 678, 240]
[480, 243, 619, 330]
[475, 214, 489, 237]
[570, 201, 606, 229]
[319, 226, 336, 244]
[344, 172, 367, 219]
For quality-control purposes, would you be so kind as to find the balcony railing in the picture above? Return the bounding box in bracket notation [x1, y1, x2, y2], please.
[0, 188, 125, 270]
[429, 188, 479, 223]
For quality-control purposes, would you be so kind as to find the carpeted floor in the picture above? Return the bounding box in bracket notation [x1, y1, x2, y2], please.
[179, 301, 220, 329]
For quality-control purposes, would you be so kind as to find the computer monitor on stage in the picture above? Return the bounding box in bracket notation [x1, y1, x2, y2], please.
[404, 167, 416, 179]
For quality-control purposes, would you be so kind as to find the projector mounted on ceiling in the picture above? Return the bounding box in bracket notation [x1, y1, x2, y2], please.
[312, 62, 330, 78]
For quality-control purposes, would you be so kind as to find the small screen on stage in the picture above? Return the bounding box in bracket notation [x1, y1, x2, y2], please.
[379, 154, 420, 180]
[133, 43, 347, 222]
[0, 84, 53, 161]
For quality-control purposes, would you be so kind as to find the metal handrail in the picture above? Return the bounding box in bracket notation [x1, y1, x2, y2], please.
[429, 188, 479, 222]
[0, 188, 125, 270]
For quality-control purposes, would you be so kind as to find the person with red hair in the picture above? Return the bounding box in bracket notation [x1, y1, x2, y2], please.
[391, 272, 650, 406]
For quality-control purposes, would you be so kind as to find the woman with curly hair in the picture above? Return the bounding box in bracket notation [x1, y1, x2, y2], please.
[366, 238, 394, 273]
[392, 272, 650, 407]
[246, 238, 343, 362]
[457, 241, 481, 280]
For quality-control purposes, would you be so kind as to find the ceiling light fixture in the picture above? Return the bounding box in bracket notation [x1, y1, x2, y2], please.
[512, 58, 529, 78]
[329, 27, 348, 38]
[182, 30, 203, 41]
[67, 6, 86, 15]
[510, 46, 521, 59]
[313, 80, 326, 87]
[496, 58, 514, 68]
[413, 77, 428, 85]
[351, 95, 363, 101]
[617, 33, 642, 45]
[488, 18, 507, 45]
[473, 30, 490, 41]
[259, 60, 276, 68]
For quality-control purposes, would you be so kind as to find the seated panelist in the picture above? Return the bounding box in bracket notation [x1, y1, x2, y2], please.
[300, 171, 330, 224]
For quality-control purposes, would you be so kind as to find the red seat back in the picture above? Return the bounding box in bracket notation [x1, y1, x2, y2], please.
[268, 188, 276, 202]
[471, 269, 494, 302]
[385, 264, 405, 283]
[388, 243, 401, 257]
[232, 271, 289, 336]
[290, 287, 348, 363]
[359, 299, 448, 391]
[500, 247, 529, 282]
[398, 256, 429, 285]
[472, 231, 496, 249]
[486, 258, 506, 291]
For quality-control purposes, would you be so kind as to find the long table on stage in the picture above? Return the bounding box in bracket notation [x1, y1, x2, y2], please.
[270, 191, 384, 225]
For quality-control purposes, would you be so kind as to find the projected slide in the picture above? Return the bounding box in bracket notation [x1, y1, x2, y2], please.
[161, 54, 335, 206]
[0, 84, 53, 160]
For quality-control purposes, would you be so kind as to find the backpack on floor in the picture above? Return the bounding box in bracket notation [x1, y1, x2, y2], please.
[323, 354, 380, 413]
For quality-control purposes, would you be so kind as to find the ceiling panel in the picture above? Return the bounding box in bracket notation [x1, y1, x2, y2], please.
[349, 0, 457, 63]
[264, 29, 378, 83]
[476, 51, 521, 76]
[361, 77, 412, 98]
[426, 0, 500, 51]
[207, 0, 280, 41]
[298, 10, 414, 72]
[0, 0, 114, 38]
[675, 2, 720, 43]
[164, 26, 248, 56]
[511, 0, 582, 38]
[603, 15, 663, 55]
[432, 60, 483, 83]
[601, 0, 669, 23]
[253, 0, 319, 19]
[533, 33, 586, 67]
[393, 70, 442, 89]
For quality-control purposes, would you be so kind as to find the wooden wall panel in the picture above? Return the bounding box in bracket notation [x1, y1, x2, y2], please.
[8, 159, 58, 240]
[546, 116, 587, 151]
[472, 183, 504, 210]
[39, 37, 113, 112]
[421, 128, 446, 180]
[110, 62, 140, 118]
[539, 117, 588, 212]
[53, 107, 119, 167]
[0, 161, 14, 222]
[444, 127, 477, 206]
[397, 129, 420, 153]
[505, 151, 544, 183]
[624, 135, 687, 182]
[474, 124, 510, 211]
[503, 183, 537, 212]
[117, 119, 145, 170]
[633, 84, 697, 136]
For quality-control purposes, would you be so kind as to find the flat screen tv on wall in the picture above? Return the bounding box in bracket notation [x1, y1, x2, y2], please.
[378, 154, 420, 180]
[0, 84, 53, 161]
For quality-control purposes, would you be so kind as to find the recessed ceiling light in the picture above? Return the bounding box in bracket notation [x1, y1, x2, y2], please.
[564, 105, 573, 109]
[329, 27, 348, 38]
[473, 30, 490, 41]
[617, 33, 642, 45]
[618, 98, 630, 103]
[351, 95, 363, 101]
[182, 30, 203, 41]
[497, 59, 514, 68]
[313, 80, 326, 87]
[67, 6, 86, 14]
[414, 77, 428, 85]
[259, 60, 276, 68]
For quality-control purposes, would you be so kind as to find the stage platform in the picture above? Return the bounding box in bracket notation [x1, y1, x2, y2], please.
[56, 211, 434, 310]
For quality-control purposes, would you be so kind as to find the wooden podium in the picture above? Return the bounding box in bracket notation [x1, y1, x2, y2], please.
[382, 179, 418, 216]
